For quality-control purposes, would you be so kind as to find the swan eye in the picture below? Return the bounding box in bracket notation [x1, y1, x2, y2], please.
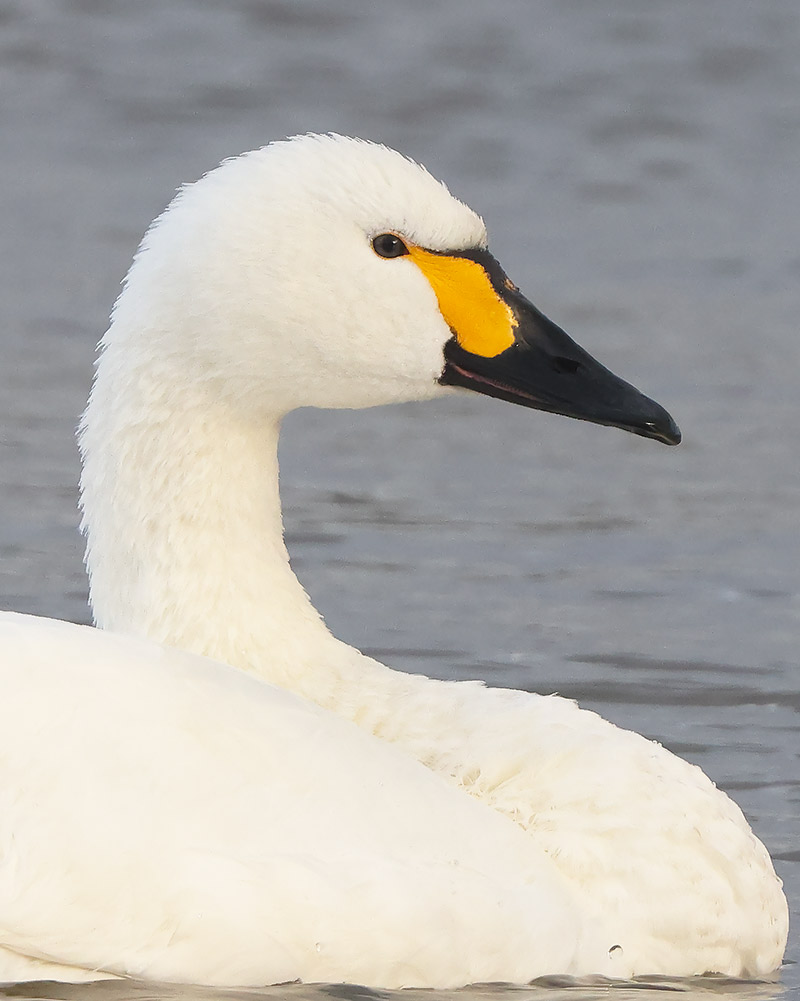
[372, 233, 409, 259]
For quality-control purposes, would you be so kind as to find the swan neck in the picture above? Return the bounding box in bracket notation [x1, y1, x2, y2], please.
[79, 356, 333, 689]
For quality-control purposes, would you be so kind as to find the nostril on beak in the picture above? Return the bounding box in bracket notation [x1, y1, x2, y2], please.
[552, 356, 581, 374]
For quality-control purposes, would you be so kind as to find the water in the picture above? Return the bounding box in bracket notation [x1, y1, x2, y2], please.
[0, 978, 792, 1001]
[0, 0, 797, 998]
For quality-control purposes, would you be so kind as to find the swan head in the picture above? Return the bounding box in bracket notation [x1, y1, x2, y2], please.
[108, 133, 679, 443]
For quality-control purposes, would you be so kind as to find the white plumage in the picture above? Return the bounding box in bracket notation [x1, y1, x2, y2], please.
[0, 134, 787, 987]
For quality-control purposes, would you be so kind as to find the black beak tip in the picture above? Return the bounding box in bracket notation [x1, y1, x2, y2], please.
[641, 412, 682, 446]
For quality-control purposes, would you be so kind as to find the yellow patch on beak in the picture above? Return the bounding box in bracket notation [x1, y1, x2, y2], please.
[408, 247, 517, 358]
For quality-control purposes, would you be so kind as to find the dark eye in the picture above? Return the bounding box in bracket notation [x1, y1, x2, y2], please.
[372, 233, 409, 259]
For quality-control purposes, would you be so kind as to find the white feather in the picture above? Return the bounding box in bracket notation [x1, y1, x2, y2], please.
[0, 134, 787, 986]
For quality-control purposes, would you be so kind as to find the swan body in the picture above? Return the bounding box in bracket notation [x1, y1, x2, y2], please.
[0, 613, 594, 986]
[0, 134, 787, 986]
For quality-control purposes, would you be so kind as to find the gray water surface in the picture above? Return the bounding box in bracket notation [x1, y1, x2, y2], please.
[0, 1, 798, 999]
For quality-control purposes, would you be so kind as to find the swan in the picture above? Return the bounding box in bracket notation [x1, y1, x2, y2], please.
[0, 133, 787, 988]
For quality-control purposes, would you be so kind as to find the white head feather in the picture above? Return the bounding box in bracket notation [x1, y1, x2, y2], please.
[104, 134, 487, 415]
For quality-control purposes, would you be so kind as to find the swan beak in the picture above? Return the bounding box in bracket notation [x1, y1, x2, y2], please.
[432, 249, 681, 446]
